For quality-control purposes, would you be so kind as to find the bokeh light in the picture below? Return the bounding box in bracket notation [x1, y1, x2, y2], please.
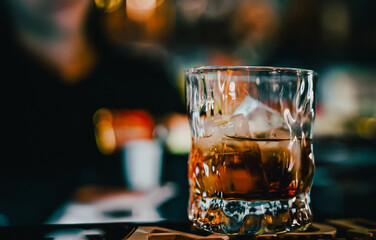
[95, 0, 123, 12]
[126, 0, 158, 22]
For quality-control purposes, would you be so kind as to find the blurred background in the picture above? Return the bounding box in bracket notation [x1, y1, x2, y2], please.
[0, 0, 375, 226]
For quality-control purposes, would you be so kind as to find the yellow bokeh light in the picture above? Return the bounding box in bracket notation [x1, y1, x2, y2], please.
[96, 120, 117, 155]
[356, 117, 376, 139]
[93, 108, 116, 155]
[95, 0, 123, 13]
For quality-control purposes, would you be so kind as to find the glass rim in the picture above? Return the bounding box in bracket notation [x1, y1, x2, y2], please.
[185, 66, 317, 76]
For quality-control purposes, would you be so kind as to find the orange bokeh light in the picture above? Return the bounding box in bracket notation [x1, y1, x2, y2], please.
[126, 0, 158, 22]
[93, 108, 154, 154]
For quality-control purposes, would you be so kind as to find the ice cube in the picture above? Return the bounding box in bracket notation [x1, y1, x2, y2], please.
[222, 114, 251, 138]
[195, 136, 215, 153]
[234, 96, 286, 138]
[269, 127, 290, 139]
[202, 115, 230, 138]
[203, 114, 251, 138]
[195, 114, 251, 152]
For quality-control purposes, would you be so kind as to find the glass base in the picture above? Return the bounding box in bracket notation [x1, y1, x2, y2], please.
[188, 192, 312, 235]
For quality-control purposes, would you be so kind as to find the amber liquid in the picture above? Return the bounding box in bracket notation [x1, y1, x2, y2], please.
[188, 138, 314, 201]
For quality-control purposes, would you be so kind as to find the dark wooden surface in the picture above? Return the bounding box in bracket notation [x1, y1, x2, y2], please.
[0, 219, 375, 240]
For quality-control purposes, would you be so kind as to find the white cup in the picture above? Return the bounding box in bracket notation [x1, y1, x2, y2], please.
[123, 140, 163, 191]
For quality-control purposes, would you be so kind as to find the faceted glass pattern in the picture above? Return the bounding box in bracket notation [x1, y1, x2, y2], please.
[185, 66, 317, 235]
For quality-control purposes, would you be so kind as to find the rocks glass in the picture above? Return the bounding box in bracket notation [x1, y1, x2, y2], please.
[185, 66, 317, 235]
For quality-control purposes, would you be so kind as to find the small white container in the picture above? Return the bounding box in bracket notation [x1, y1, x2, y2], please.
[122, 140, 163, 191]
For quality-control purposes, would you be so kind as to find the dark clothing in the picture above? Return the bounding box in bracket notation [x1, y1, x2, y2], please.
[0, 37, 184, 225]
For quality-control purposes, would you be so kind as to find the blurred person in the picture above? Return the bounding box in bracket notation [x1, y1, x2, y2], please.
[0, 0, 183, 225]
[3, 0, 95, 82]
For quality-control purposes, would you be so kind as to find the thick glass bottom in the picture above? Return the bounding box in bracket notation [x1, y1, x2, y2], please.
[188, 191, 312, 235]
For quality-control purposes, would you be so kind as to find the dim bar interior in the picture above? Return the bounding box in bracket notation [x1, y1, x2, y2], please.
[0, 0, 375, 236]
